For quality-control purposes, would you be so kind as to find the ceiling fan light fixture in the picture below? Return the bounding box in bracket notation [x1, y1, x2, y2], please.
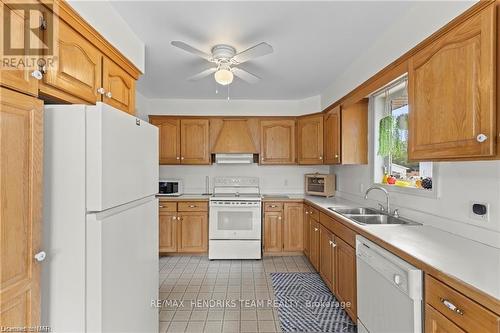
[214, 69, 234, 85]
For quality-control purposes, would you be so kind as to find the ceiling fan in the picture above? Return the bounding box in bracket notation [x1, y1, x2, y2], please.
[171, 41, 273, 86]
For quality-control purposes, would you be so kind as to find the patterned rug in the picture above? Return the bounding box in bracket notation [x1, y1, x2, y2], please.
[270, 272, 357, 333]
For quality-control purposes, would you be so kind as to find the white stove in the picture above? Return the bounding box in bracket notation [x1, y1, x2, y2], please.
[209, 177, 262, 260]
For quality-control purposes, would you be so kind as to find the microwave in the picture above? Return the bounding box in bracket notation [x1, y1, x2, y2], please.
[305, 173, 335, 197]
[159, 179, 183, 196]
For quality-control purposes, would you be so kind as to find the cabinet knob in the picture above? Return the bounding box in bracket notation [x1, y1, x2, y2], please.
[305, 211, 309, 215]
[181, 157, 185, 160]
[177, 216, 182, 221]
[261, 157, 265, 161]
[334, 154, 339, 158]
[31, 70, 43, 80]
[278, 216, 282, 220]
[176, 157, 180, 160]
[188, 205, 196, 208]
[331, 241, 336, 248]
[97, 87, 105, 95]
[314, 228, 318, 232]
[172, 216, 177, 220]
[159, 205, 164, 208]
[319, 156, 323, 160]
[106, 91, 113, 98]
[476, 133, 488, 143]
[34, 251, 46, 262]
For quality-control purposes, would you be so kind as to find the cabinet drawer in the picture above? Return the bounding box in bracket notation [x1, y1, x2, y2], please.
[264, 202, 283, 212]
[425, 275, 500, 333]
[178, 201, 208, 212]
[305, 206, 319, 220]
[319, 212, 356, 247]
[159, 201, 177, 212]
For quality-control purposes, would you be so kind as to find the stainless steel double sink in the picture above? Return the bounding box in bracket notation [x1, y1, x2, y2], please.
[328, 207, 422, 226]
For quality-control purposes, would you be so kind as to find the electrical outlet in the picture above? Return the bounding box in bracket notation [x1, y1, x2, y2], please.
[470, 201, 489, 221]
[359, 183, 364, 194]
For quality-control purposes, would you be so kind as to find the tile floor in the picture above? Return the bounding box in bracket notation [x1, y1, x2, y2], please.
[158, 255, 314, 333]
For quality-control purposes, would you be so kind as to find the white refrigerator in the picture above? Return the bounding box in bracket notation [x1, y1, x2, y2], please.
[42, 103, 159, 332]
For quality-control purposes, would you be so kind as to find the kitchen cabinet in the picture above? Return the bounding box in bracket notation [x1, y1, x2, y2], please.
[283, 203, 304, 251]
[102, 57, 136, 115]
[150, 118, 181, 164]
[260, 119, 296, 164]
[41, 20, 103, 104]
[158, 200, 208, 254]
[341, 99, 368, 164]
[323, 106, 341, 164]
[309, 220, 320, 271]
[303, 205, 310, 256]
[0, 88, 43, 328]
[263, 211, 283, 252]
[425, 305, 466, 333]
[319, 225, 335, 292]
[297, 115, 323, 164]
[177, 212, 208, 252]
[336, 237, 357, 321]
[408, 3, 496, 160]
[180, 119, 210, 164]
[0, 1, 39, 96]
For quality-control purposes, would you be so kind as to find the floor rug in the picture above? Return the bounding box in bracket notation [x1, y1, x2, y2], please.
[270, 272, 357, 333]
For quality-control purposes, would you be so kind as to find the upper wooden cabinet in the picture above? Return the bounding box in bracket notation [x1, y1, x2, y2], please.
[341, 99, 368, 164]
[297, 115, 324, 164]
[180, 119, 210, 164]
[102, 57, 136, 115]
[260, 119, 296, 164]
[0, 1, 39, 96]
[41, 20, 103, 104]
[150, 118, 181, 164]
[323, 106, 341, 164]
[408, 4, 496, 160]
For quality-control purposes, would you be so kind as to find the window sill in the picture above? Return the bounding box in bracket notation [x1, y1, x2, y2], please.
[375, 183, 438, 199]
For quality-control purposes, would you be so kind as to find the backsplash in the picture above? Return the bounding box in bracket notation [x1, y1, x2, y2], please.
[160, 165, 330, 194]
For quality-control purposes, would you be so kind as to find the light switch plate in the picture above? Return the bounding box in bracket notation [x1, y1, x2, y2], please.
[469, 201, 489, 221]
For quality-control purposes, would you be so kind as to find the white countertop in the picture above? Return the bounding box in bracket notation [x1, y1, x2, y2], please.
[157, 194, 211, 200]
[303, 195, 500, 301]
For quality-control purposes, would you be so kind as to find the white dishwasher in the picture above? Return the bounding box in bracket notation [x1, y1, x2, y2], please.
[356, 235, 423, 333]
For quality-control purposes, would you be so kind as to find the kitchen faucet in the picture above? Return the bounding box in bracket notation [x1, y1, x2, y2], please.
[364, 185, 396, 216]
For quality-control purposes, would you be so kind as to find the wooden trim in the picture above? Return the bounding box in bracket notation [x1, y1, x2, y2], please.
[40, 0, 141, 79]
[321, 0, 494, 113]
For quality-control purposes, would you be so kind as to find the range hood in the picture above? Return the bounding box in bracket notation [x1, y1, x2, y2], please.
[215, 153, 254, 164]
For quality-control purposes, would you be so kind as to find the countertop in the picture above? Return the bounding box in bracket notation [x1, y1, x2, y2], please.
[157, 194, 211, 201]
[302, 195, 500, 303]
[156, 192, 500, 302]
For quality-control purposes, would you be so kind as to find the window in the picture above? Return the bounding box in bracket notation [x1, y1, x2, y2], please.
[372, 76, 433, 191]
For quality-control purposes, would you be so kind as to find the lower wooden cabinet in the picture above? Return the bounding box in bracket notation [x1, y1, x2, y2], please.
[425, 305, 466, 333]
[303, 205, 311, 256]
[319, 225, 335, 291]
[336, 237, 357, 320]
[158, 201, 208, 253]
[263, 202, 304, 253]
[309, 220, 320, 271]
[263, 211, 283, 252]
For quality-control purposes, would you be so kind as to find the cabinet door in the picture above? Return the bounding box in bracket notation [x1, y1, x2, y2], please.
[297, 115, 323, 164]
[336, 237, 357, 321]
[180, 119, 210, 164]
[177, 212, 207, 252]
[303, 206, 310, 256]
[309, 220, 320, 271]
[260, 119, 296, 164]
[41, 20, 102, 104]
[408, 4, 496, 160]
[0, 1, 38, 96]
[102, 57, 135, 115]
[283, 203, 304, 251]
[150, 118, 181, 165]
[0, 88, 43, 328]
[264, 212, 282, 252]
[319, 225, 335, 291]
[425, 305, 466, 333]
[324, 106, 341, 164]
[159, 211, 177, 252]
[341, 100, 368, 164]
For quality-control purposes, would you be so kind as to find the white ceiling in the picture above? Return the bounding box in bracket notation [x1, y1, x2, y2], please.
[110, 1, 426, 100]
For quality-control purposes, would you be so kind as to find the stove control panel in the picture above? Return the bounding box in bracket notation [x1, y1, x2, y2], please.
[210, 200, 261, 207]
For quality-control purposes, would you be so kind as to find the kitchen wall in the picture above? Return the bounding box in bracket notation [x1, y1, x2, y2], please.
[68, 0, 145, 72]
[161, 165, 330, 194]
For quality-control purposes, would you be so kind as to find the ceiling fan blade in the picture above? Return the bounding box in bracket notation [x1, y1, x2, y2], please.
[232, 42, 273, 64]
[232, 67, 261, 84]
[171, 41, 211, 60]
[188, 67, 217, 81]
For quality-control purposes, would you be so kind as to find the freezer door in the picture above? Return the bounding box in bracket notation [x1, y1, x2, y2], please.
[86, 197, 159, 332]
[86, 103, 158, 211]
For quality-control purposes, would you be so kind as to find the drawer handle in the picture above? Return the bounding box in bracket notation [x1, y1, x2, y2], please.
[440, 298, 464, 316]
[270, 205, 278, 208]
[159, 205, 164, 208]
[188, 205, 196, 208]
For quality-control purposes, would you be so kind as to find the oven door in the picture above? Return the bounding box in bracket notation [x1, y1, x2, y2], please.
[209, 202, 261, 240]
